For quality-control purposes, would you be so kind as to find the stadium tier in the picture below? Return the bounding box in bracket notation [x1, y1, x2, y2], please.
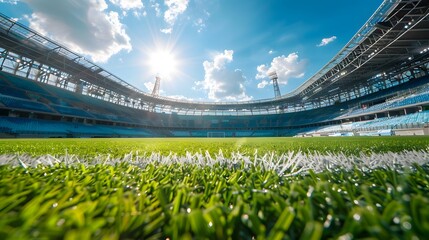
[304, 111, 429, 137]
[0, 0, 429, 137]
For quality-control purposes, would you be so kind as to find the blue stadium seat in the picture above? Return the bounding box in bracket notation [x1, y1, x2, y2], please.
[4, 73, 51, 95]
[0, 86, 30, 99]
[50, 105, 95, 118]
[0, 95, 54, 113]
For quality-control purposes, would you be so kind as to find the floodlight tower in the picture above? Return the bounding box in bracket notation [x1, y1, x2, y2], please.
[151, 75, 161, 97]
[269, 71, 281, 98]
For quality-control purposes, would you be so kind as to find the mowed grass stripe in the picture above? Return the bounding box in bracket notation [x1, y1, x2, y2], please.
[0, 136, 428, 157]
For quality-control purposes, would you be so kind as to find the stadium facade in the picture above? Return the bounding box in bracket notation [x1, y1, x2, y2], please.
[0, 0, 429, 138]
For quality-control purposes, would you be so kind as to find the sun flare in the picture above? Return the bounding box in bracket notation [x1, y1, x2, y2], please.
[148, 49, 178, 79]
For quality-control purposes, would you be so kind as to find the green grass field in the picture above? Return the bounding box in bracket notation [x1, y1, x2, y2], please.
[1, 136, 429, 157]
[1, 137, 429, 239]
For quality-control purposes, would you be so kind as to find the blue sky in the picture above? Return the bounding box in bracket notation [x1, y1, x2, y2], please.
[0, 0, 383, 102]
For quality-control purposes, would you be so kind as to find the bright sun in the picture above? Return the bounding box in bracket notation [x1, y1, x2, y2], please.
[148, 49, 177, 79]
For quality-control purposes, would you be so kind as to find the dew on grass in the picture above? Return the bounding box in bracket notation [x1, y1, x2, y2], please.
[353, 213, 361, 221]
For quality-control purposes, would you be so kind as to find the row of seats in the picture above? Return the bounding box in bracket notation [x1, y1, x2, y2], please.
[345, 91, 429, 117]
[50, 104, 95, 119]
[0, 117, 154, 137]
[0, 85, 30, 100]
[0, 95, 54, 113]
[308, 111, 429, 135]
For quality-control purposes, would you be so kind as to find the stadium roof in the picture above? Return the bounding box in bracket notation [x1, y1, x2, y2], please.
[296, 0, 429, 100]
[0, 0, 429, 114]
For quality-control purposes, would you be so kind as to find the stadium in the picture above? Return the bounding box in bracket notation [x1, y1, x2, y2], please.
[0, 1, 428, 138]
[1, 0, 429, 239]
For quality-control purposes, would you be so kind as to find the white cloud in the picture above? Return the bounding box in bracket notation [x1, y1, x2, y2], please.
[150, 0, 161, 17]
[256, 53, 306, 88]
[193, 10, 210, 33]
[160, 27, 172, 34]
[194, 18, 205, 33]
[150, 0, 206, 33]
[144, 81, 155, 92]
[317, 36, 337, 47]
[132, 10, 146, 18]
[164, 0, 189, 25]
[268, 50, 274, 55]
[22, 0, 132, 63]
[0, 0, 18, 4]
[257, 80, 270, 89]
[109, 0, 143, 10]
[195, 50, 252, 101]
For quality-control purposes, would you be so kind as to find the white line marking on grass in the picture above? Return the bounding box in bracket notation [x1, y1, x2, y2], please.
[1, 150, 428, 176]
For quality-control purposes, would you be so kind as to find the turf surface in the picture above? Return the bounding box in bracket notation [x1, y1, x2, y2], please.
[0, 136, 428, 157]
[0, 137, 429, 239]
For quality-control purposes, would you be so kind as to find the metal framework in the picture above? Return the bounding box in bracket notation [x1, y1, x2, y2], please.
[151, 76, 161, 97]
[269, 72, 281, 98]
[0, 0, 428, 116]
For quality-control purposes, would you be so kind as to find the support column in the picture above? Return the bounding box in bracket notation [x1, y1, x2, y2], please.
[269, 72, 281, 98]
